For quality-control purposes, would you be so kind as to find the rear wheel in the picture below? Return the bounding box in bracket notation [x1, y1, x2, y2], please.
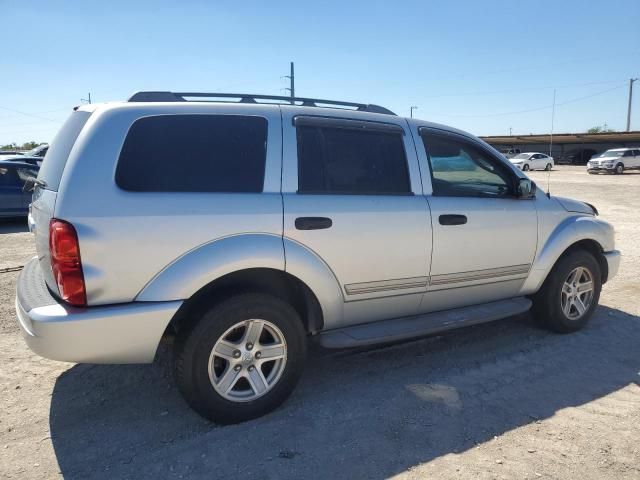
[531, 250, 601, 333]
[545, 163, 552, 171]
[175, 293, 307, 424]
[615, 163, 624, 174]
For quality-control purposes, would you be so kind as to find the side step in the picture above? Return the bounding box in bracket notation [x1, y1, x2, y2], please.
[318, 297, 532, 349]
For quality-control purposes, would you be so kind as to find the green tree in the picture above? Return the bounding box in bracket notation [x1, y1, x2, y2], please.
[20, 141, 42, 150]
[587, 124, 615, 134]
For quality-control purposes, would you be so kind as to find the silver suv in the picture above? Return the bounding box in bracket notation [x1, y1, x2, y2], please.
[16, 92, 621, 423]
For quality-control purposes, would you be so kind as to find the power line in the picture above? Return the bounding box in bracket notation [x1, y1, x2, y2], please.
[420, 79, 631, 100]
[0, 105, 59, 122]
[430, 84, 626, 118]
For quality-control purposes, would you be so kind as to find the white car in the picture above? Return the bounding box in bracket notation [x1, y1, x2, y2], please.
[509, 152, 554, 171]
[587, 148, 640, 174]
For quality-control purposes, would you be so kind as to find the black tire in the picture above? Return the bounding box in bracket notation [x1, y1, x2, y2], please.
[531, 250, 601, 333]
[545, 163, 552, 171]
[615, 163, 624, 174]
[175, 293, 307, 424]
[522, 164, 530, 171]
[588, 170, 597, 175]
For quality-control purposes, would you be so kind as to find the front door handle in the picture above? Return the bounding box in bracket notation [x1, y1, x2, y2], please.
[295, 217, 333, 230]
[439, 214, 467, 226]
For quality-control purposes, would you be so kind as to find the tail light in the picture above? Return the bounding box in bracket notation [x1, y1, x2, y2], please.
[49, 219, 86, 306]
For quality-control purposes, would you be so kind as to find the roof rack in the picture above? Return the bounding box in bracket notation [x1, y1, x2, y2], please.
[127, 91, 396, 116]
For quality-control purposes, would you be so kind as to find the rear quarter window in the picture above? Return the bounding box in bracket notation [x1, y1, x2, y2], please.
[115, 114, 268, 192]
[37, 111, 91, 191]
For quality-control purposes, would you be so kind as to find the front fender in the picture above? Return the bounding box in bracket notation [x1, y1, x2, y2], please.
[521, 215, 615, 293]
[136, 234, 285, 301]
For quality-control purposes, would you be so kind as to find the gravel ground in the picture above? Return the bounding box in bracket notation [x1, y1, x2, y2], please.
[0, 166, 638, 480]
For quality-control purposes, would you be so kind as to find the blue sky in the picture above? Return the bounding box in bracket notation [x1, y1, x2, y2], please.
[1, 0, 639, 144]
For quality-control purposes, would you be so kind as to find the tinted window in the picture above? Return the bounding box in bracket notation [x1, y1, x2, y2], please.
[297, 125, 410, 194]
[0, 167, 19, 187]
[116, 115, 267, 192]
[38, 111, 90, 191]
[422, 131, 514, 198]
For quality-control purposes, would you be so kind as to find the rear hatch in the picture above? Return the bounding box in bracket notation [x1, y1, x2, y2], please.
[31, 110, 91, 294]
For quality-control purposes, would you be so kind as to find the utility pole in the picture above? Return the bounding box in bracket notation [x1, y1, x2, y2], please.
[284, 62, 295, 104]
[549, 89, 556, 158]
[626, 78, 637, 131]
[81, 92, 92, 104]
[410, 106, 418, 118]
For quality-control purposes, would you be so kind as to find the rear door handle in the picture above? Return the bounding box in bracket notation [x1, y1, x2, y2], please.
[295, 217, 333, 230]
[439, 214, 467, 226]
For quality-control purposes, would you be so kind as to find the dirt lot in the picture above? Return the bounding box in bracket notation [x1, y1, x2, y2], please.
[0, 166, 638, 480]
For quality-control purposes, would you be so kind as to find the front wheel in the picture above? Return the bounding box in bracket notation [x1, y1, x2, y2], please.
[531, 250, 601, 333]
[615, 163, 624, 174]
[522, 164, 530, 171]
[175, 293, 307, 424]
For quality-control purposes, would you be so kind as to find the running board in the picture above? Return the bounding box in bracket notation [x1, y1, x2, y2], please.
[318, 297, 532, 349]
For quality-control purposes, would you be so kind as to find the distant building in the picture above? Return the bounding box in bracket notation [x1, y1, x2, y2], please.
[481, 131, 640, 164]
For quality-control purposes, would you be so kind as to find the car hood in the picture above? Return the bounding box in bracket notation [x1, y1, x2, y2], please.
[591, 156, 619, 162]
[509, 158, 526, 163]
[554, 196, 596, 215]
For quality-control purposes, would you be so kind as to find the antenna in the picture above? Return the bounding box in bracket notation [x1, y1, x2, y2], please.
[547, 89, 556, 198]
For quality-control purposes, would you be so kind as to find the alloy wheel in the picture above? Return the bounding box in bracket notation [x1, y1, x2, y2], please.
[560, 266, 594, 320]
[208, 319, 287, 402]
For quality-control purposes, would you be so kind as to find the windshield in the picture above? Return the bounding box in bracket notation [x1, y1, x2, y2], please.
[597, 150, 624, 158]
[512, 153, 530, 159]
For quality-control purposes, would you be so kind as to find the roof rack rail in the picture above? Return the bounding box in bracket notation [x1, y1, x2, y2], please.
[127, 91, 396, 116]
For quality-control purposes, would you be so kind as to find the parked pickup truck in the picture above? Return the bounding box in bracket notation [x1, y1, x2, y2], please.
[16, 92, 620, 423]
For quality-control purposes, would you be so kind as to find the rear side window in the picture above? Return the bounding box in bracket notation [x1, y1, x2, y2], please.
[37, 111, 91, 191]
[297, 124, 410, 194]
[116, 115, 267, 192]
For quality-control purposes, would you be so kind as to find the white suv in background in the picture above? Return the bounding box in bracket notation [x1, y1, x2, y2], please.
[509, 152, 554, 171]
[587, 148, 640, 174]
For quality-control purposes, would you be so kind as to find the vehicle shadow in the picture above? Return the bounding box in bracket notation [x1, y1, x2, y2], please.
[0, 218, 28, 234]
[49, 306, 640, 479]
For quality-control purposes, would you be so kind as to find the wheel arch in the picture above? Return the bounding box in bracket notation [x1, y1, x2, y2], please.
[522, 215, 613, 293]
[138, 234, 344, 339]
[166, 267, 325, 338]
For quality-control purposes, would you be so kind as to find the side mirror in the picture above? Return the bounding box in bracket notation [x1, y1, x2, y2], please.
[517, 178, 536, 199]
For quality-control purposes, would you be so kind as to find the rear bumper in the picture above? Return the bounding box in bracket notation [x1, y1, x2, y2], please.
[603, 250, 621, 282]
[15, 258, 182, 364]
